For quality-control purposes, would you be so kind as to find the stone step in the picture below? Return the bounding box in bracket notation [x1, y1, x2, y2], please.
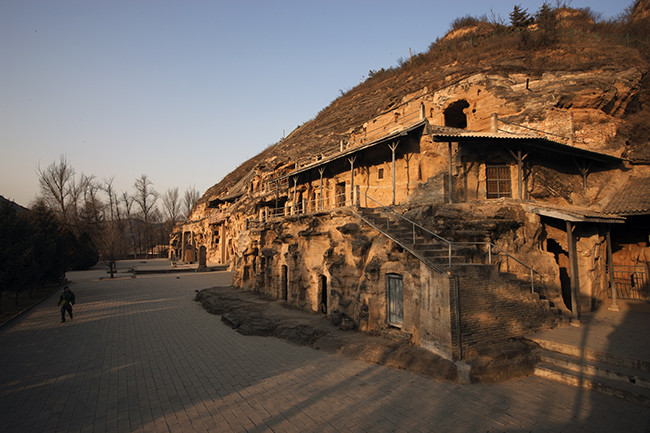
[536, 349, 650, 390]
[531, 338, 650, 374]
[427, 256, 465, 265]
[534, 361, 650, 407]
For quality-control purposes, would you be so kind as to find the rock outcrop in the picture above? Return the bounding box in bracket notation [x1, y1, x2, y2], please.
[176, 5, 650, 364]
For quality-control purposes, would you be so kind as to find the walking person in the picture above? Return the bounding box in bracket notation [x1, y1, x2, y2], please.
[58, 286, 75, 323]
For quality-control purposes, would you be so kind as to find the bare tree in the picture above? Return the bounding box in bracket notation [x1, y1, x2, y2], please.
[133, 175, 159, 255]
[94, 178, 125, 277]
[76, 174, 104, 236]
[121, 191, 138, 258]
[36, 155, 74, 226]
[162, 187, 181, 224]
[183, 186, 200, 219]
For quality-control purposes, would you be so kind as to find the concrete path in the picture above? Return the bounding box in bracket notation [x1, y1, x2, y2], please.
[1, 263, 648, 433]
[531, 299, 650, 365]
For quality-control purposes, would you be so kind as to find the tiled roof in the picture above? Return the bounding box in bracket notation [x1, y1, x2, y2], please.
[428, 125, 623, 164]
[603, 178, 650, 215]
[524, 203, 625, 223]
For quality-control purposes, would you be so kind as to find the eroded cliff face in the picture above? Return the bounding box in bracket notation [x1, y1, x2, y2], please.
[233, 212, 422, 333]
[172, 7, 650, 356]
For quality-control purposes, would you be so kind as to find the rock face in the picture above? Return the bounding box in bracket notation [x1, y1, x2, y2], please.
[174, 7, 650, 361]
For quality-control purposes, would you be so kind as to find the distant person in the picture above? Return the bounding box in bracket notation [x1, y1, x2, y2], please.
[58, 286, 75, 323]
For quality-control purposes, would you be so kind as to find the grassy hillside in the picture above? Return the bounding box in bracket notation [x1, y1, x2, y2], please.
[198, 2, 650, 206]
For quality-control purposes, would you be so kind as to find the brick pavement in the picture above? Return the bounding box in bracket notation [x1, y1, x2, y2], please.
[0, 267, 648, 433]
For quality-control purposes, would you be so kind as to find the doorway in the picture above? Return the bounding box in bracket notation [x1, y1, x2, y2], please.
[547, 238, 572, 310]
[319, 275, 328, 314]
[386, 273, 404, 327]
[335, 182, 346, 207]
[281, 265, 288, 301]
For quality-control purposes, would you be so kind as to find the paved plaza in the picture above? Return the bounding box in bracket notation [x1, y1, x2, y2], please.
[0, 261, 648, 433]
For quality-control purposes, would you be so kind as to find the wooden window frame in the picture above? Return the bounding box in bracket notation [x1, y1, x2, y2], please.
[486, 165, 512, 199]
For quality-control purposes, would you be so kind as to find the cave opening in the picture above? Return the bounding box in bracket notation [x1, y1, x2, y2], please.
[444, 100, 470, 129]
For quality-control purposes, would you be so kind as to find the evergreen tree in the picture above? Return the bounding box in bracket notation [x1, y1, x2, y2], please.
[510, 4, 532, 29]
[536, 3, 557, 32]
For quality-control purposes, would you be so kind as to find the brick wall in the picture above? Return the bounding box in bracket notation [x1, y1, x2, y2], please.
[451, 265, 557, 356]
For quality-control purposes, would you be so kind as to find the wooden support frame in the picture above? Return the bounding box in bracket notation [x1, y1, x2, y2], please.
[448, 142, 454, 204]
[387, 140, 399, 205]
[566, 221, 581, 324]
[508, 148, 528, 199]
[348, 156, 356, 206]
[575, 159, 592, 190]
[318, 167, 325, 211]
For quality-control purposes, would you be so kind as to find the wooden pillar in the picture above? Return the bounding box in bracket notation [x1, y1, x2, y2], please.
[576, 160, 591, 190]
[566, 221, 581, 325]
[348, 156, 356, 206]
[388, 141, 399, 205]
[606, 229, 620, 311]
[292, 177, 297, 215]
[180, 229, 186, 263]
[220, 224, 226, 264]
[490, 113, 498, 133]
[318, 168, 324, 210]
[508, 149, 527, 200]
[448, 142, 453, 204]
[517, 150, 523, 199]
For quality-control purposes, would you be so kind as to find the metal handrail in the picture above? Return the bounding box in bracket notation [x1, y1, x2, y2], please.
[360, 192, 543, 292]
[361, 193, 455, 267]
[351, 208, 446, 274]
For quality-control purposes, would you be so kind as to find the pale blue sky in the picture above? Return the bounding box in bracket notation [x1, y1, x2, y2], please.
[0, 0, 632, 207]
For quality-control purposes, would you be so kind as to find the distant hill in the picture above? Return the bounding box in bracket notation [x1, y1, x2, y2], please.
[0, 195, 28, 214]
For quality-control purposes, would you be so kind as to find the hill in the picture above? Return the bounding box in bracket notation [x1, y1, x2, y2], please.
[197, 2, 650, 207]
[0, 195, 28, 215]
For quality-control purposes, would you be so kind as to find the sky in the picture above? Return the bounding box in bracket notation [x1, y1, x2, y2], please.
[0, 0, 634, 208]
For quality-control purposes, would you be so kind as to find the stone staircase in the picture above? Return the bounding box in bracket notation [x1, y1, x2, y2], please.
[354, 205, 569, 334]
[532, 338, 650, 407]
[356, 207, 481, 268]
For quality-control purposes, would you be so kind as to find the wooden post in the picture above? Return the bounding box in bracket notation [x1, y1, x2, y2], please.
[348, 156, 356, 206]
[491, 113, 498, 133]
[448, 142, 454, 204]
[318, 167, 324, 211]
[566, 221, 581, 325]
[220, 224, 226, 263]
[568, 111, 575, 146]
[517, 150, 523, 200]
[388, 141, 399, 205]
[607, 229, 620, 311]
[292, 177, 297, 215]
[180, 229, 185, 264]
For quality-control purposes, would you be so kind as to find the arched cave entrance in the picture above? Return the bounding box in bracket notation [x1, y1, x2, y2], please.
[547, 238, 572, 310]
[281, 265, 288, 301]
[444, 100, 470, 129]
[319, 275, 328, 314]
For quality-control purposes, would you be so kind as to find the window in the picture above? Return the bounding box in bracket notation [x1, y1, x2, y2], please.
[486, 165, 512, 199]
[378, 168, 384, 180]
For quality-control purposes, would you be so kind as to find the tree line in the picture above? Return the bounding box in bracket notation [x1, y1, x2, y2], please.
[35, 155, 200, 274]
[0, 155, 200, 308]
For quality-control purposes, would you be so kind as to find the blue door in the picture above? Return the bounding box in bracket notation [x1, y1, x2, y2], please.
[386, 274, 404, 326]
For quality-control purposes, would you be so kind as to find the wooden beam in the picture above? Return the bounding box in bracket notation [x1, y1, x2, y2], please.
[606, 229, 620, 311]
[448, 142, 453, 204]
[566, 221, 581, 325]
[388, 141, 399, 205]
